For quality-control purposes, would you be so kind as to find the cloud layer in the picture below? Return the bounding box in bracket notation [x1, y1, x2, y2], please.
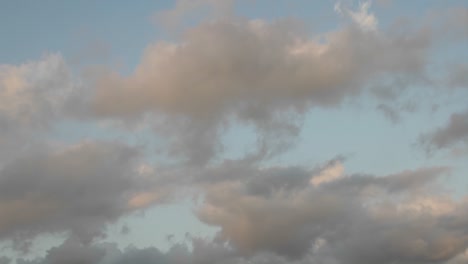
[12, 162, 468, 264]
[1, 1, 468, 263]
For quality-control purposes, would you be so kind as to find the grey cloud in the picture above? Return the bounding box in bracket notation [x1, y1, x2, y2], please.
[0, 140, 157, 246]
[377, 103, 401, 123]
[420, 109, 468, 152]
[0, 54, 76, 164]
[196, 162, 465, 263]
[2, 2, 467, 264]
[0, 257, 11, 264]
[429, 6, 468, 42]
[326, 166, 449, 194]
[17, 161, 467, 264]
[43, 237, 106, 264]
[0, 54, 72, 129]
[90, 14, 431, 163]
[18, 237, 237, 264]
[448, 64, 468, 89]
[446, 249, 468, 264]
[14, 237, 335, 264]
[26, 157, 455, 264]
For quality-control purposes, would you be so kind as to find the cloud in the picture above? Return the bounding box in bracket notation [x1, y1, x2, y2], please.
[0, 54, 71, 128]
[447, 249, 468, 264]
[90, 11, 431, 163]
[310, 158, 344, 187]
[2, 2, 467, 263]
[448, 64, 468, 89]
[195, 162, 466, 263]
[420, 109, 468, 152]
[0, 54, 76, 163]
[14, 161, 467, 264]
[0, 140, 165, 247]
[16, 237, 237, 264]
[377, 103, 401, 123]
[0, 55, 182, 253]
[0, 257, 10, 264]
[38, 237, 106, 264]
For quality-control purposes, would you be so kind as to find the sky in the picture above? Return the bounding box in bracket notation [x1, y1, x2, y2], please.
[0, 0, 468, 263]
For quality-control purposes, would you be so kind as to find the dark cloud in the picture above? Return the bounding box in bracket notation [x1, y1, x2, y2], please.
[17, 237, 237, 264]
[42, 237, 106, 264]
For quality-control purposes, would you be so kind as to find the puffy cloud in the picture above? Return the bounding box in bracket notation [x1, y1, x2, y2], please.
[2, 2, 467, 264]
[90, 7, 431, 163]
[14, 162, 467, 264]
[195, 162, 467, 263]
[0, 55, 183, 254]
[0, 140, 163, 246]
[0, 54, 76, 163]
[0, 54, 71, 128]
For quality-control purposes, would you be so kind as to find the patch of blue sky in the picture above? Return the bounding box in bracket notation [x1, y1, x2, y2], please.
[234, 0, 337, 31]
[103, 200, 217, 252]
[0, 0, 172, 69]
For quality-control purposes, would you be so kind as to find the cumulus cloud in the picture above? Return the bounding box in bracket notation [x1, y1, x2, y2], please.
[15, 161, 467, 264]
[2, 1, 468, 263]
[91, 8, 431, 163]
[0, 54, 72, 128]
[195, 163, 466, 263]
[0, 54, 76, 163]
[0, 140, 165, 247]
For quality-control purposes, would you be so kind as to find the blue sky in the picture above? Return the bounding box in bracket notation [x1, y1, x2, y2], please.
[0, 1, 468, 264]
